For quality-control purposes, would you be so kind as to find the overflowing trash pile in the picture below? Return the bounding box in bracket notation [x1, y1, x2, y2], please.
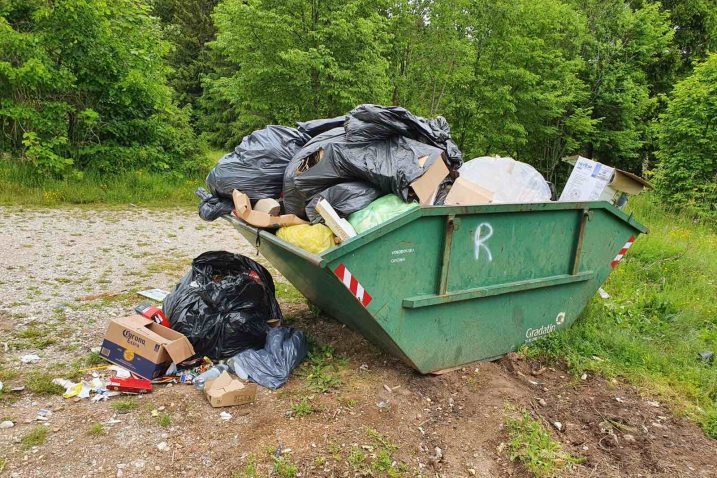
[199, 104, 650, 255]
[47, 105, 651, 413]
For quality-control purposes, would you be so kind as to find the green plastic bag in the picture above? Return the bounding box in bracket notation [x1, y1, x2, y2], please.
[276, 224, 336, 254]
[348, 195, 419, 234]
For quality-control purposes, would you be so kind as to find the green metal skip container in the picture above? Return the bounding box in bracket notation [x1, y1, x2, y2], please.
[227, 201, 646, 373]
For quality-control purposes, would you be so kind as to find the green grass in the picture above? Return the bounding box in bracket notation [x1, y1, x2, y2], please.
[87, 423, 104, 436]
[272, 456, 298, 478]
[157, 413, 171, 427]
[25, 372, 65, 395]
[504, 407, 582, 477]
[300, 343, 345, 393]
[21, 426, 48, 449]
[290, 398, 316, 417]
[0, 150, 223, 207]
[531, 193, 717, 437]
[84, 351, 106, 367]
[111, 398, 138, 414]
[232, 456, 259, 478]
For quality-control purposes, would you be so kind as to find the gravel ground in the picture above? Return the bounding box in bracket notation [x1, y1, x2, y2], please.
[1, 206, 716, 478]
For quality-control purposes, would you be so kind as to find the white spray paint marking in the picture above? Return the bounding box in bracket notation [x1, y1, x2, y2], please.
[474, 223, 493, 262]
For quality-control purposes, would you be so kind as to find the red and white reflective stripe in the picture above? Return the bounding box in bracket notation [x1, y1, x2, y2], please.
[611, 236, 635, 268]
[334, 264, 372, 307]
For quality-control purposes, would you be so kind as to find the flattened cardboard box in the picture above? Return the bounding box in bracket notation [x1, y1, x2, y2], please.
[410, 155, 450, 206]
[99, 316, 195, 379]
[204, 371, 256, 407]
[232, 190, 307, 228]
[444, 177, 494, 206]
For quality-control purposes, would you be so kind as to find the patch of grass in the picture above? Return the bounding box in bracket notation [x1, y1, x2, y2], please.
[0, 457, 6, 474]
[0, 151, 221, 207]
[21, 426, 48, 449]
[232, 455, 258, 478]
[84, 351, 105, 367]
[364, 428, 410, 477]
[15, 325, 56, 349]
[290, 398, 316, 417]
[157, 413, 171, 427]
[145, 257, 190, 276]
[530, 194, 717, 437]
[300, 343, 346, 393]
[504, 407, 582, 477]
[87, 423, 104, 436]
[25, 372, 65, 395]
[275, 283, 305, 304]
[272, 456, 298, 478]
[348, 446, 367, 470]
[111, 398, 138, 414]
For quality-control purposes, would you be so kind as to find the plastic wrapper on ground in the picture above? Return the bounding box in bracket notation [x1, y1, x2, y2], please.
[163, 251, 282, 360]
[227, 327, 308, 390]
[348, 194, 420, 234]
[206, 125, 310, 200]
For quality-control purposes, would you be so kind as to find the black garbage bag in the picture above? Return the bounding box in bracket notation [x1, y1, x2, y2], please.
[283, 127, 346, 217]
[227, 327, 308, 390]
[195, 187, 234, 221]
[163, 251, 282, 360]
[297, 115, 347, 137]
[305, 181, 383, 223]
[345, 104, 463, 168]
[294, 135, 445, 202]
[206, 125, 310, 200]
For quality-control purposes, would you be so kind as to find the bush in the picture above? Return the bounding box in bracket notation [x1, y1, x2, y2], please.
[654, 54, 717, 219]
[0, 0, 202, 177]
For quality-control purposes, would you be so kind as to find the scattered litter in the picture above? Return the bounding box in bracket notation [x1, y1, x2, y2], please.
[107, 377, 153, 394]
[20, 354, 41, 364]
[203, 371, 256, 408]
[134, 303, 170, 327]
[348, 195, 419, 234]
[227, 327, 308, 390]
[553, 421, 563, 432]
[151, 409, 159, 417]
[615, 397, 625, 403]
[376, 400, 389, 410]
[698, 351, 714, 363]
[580, 373, 588, 380]
[646, 400, 661, 407]
[193, 365, 229, 391]
[0, 381, 2, 392]
[137, 288, 170, 302]
[537, 398, 547, 407]
[0, 420, 14, 429]
[36, 409, 52, 421]
[219, 411, 232, 420]
[163, 251, 281, 360]
[10, 385, 24, 392]
[99, 315, 195, 379]
[598, 287, 610, 299]
[156, 441, 169, 452]
[383, 384, 393, 393]
[315, 198, 357, 241]
[108, 365, 131, 379]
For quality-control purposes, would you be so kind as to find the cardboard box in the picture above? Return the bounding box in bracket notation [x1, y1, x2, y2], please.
[444, 177, 494, 206]
[204, 371, 256, 407]
[232, 190, 308, 228]
[410, 155, 450, 205]
[99, 316, 195, 380]
[559, 156, 651, 207]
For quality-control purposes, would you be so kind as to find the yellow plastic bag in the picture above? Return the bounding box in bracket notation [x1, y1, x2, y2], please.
[276, 224, 336, 254]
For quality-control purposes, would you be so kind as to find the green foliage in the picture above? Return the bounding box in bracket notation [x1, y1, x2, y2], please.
[531, 194, 717, 438]
[0, 0, 202, 177]
[204, 0, 392, 147]
[111, 398, 138, 414]
[301, 343, 345, 393]
[87, 423, 104, 436]
[157, 413, 172, 427]
[272, 456, 298, 478]
[21, 426, 48, 449]
[232, 456, 259, 478]
[290, 398, 316, 417]
[504, 407, 582, 477]
[25, 372, 65, 396]
[655, 54, 717, 219]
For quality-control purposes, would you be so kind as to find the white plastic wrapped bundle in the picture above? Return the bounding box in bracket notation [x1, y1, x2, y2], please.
[458, 156, 552, 203]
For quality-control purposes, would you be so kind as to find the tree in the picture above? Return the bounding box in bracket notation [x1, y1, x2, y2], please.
[0, 0, 200, 176]
[575, 0, 674, 172]
[151, 0, 219, 122]
[654, 53, 717, 219]
[203, 0, 392, 148]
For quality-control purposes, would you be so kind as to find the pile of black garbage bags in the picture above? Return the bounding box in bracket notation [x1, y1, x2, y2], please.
[197, 104, 463, 223]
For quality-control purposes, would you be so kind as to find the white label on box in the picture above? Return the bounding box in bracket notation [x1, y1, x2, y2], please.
[559, 156, 615, 202]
